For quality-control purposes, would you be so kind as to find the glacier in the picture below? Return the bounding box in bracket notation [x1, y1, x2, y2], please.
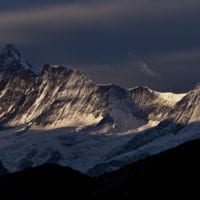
[0, 44, 200, 176]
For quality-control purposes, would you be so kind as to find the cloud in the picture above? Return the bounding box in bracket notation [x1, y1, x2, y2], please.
[0, 0, 199, 92]
[137, 62, 160, 77]
[150, 47, 200, 64]
[128, 53, 160, 78]
[0, 0, 199, 44]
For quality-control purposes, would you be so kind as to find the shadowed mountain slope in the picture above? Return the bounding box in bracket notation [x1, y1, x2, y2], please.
[0, 139, 200, 199]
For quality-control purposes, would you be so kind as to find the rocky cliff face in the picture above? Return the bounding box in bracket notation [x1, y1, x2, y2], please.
[1, 44, 199, 176]
[129, 86, 186, 122]
[0, 45, 147, 132]
[0, 44, 36, 126]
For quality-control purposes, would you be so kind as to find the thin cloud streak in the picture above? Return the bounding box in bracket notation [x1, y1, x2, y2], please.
[0, 0, 199, 92]
[137, 62, 160, 77]
[0, 0, 199, 44]
[150, 47, 200, 64]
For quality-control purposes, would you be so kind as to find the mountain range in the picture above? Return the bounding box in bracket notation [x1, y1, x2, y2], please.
[0, 44, 200, 176]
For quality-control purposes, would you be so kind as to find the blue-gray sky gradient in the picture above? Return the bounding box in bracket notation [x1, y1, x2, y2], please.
[0, 0, 200, 92]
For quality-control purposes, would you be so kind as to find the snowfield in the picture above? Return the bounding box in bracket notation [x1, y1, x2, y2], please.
[0, 44, 200, 176]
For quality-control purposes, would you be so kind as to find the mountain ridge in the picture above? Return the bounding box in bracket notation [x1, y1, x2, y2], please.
[0, 44, 199, 176]
[0, 44, 186, 131]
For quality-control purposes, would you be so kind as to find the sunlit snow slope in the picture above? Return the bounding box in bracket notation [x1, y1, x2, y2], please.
[1, 44, 199, 176]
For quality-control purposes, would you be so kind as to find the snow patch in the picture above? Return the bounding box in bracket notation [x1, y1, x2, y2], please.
[155, 91, 186, 106]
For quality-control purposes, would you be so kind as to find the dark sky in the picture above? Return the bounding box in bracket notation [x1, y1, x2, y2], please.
[0, 0, 200, 92]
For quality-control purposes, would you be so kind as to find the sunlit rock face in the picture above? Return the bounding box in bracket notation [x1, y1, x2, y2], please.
[0, 44, 37, 126]
[129, 86, 186, 122]
[2, 44, 200, 177]
[0, 45, 147, 132]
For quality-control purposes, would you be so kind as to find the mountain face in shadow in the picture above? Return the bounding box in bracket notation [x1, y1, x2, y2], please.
[0, 161, 9, 176]
[1, 44, 200, 179]
[1, 139, 200, 199]
[0, 44, 147, 132]
[0, 44, 188, 133]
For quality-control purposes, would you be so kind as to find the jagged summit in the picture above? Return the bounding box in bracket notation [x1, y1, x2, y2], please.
[1, 45, 200, 177]
[0, 44, 186, 132]
[2, 44, 16, 54]
[128, 85, 153, 92]
[0, 56, 146, 132]
[0, 44, 32, 70]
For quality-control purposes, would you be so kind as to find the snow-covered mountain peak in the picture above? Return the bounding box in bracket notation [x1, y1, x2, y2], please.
[42, 64, 71, 74]
[42, 64, 86, 76]
[2, 46, 200, 176]
[129, 86, 186, 106]
[128, 86, 153, 92]
[41, 64, 96, 87]
[0, 44, 32, 70]
[2, 44, 16, 53]
[191, 83, 200, 92]
[154, 91, 186, 107]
